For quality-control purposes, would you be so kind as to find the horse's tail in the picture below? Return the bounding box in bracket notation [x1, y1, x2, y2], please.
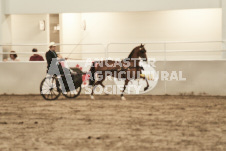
[89, 62, 96, 86]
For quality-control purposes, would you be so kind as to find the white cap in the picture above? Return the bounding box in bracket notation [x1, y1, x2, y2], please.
[49, 42, 57, 47]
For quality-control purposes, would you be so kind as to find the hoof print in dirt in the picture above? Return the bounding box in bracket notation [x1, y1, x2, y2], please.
[0, 122, 7, 125]
[96, 137, 101, 140]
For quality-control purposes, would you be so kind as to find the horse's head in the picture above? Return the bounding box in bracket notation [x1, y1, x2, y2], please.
[138, 44, 147, 62]
[128, 44, 148, 62]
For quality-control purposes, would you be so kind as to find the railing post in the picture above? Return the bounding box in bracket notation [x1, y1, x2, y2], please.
[164, 42, 166, 61]
[105, 43, 109, 59]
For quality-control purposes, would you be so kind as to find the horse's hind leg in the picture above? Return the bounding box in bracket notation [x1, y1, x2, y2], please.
[90, 85, 95, 99]
[121, 79, 129, 100]
[91, 81, 99, 100]
[100, 82, 109, 95]
[99, 75, 106, 88]
[90, 74, 106, 99]
[99, 75, 111, 95]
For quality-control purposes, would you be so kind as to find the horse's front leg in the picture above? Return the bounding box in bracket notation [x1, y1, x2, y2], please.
[121, 79, 129, 100]
[91, 74, 106, 100]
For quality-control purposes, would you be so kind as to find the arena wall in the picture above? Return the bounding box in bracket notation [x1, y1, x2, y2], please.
[4, 0, 221, 14]
[0, 61, 225, 96]
[1, 10, 221, 61]
[72, 10, 221, 43]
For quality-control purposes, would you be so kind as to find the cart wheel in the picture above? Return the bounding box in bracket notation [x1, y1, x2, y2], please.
[62, 85, 81, 99]
[40, 76, 61, 100]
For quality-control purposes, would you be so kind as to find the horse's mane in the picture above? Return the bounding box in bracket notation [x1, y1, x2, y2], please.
[127, 47, 138, 59]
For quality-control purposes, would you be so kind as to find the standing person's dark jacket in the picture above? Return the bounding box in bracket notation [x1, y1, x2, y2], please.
[30, 55, 44, 61]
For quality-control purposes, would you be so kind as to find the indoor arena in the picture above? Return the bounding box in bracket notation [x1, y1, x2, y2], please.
[0, 0, 226, 150]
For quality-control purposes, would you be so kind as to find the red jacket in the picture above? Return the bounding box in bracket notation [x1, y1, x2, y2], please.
[29, 55, 44, 61]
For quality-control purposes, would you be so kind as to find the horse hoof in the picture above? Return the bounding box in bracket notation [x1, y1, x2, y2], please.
[121, 96, 126, 100]
[90, 95, 95, 100]
[144, 87, 148, 91]
[104, 92, 109, 95]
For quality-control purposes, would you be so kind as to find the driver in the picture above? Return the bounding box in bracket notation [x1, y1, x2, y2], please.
[45, 42, 64, 74]
[45, 42, 74, 92]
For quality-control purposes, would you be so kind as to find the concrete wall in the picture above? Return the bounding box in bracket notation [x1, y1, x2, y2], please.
[0, 62, 46, 94]
[0, 0, 9, 61]
[0, 61, 225, 96]
[49, 14, 60, 51]
[10, 15, 49, 44]
[222, 0, 226, 59]
[7, 14, 50, 61]
[162, 61, 226, 96]
[4, 0, 221, 14]
[0, 0, 225, 60]
[1, 9, 222, 61]
[59, 13, 83, 59]
[0, 0, 3, 61]
[59, 9, 222, 60]
[81, 10, 221, 43]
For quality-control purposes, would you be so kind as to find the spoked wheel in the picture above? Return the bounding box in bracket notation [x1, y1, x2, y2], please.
[62, 85, 82, 99]
[40, 76, 61, 100]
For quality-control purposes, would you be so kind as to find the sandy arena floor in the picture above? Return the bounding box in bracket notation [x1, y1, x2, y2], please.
[0, 95, 226, 151]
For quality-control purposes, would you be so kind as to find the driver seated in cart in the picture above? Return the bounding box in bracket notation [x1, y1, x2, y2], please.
[45, 42, 75, 93]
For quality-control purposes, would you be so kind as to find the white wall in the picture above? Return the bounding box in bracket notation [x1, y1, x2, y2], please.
[4, 0, 221, 14]
[1, 0, 11, 45]
[0, 15, 12, 61]
[60, 9, 222, 60]
[81, 9, 221, 43]
[11, 15, 49, 44]
[0, 62, 46, 94]
[1, 9, 222, 60]
[59, 13, 107, 59]
[0, 0, 3, 61]
[60, 13, 82, 59]
[1, 15, 11, 44]
[163, 61, 226, 95]
[222, 0, 226, 59]
[0, 0, 5, 61]
[0, 61, 225, 96]
[8, 14, 49, 61]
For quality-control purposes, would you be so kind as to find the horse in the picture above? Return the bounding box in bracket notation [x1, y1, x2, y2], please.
[89, 44, 149, 100]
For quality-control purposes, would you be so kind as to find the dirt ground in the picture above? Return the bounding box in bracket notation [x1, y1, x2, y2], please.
[0, 95, 226, 151]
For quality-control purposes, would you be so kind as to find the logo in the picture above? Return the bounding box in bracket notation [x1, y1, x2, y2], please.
[46, 58, 186, 95]
[113, 60, 159, 94]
